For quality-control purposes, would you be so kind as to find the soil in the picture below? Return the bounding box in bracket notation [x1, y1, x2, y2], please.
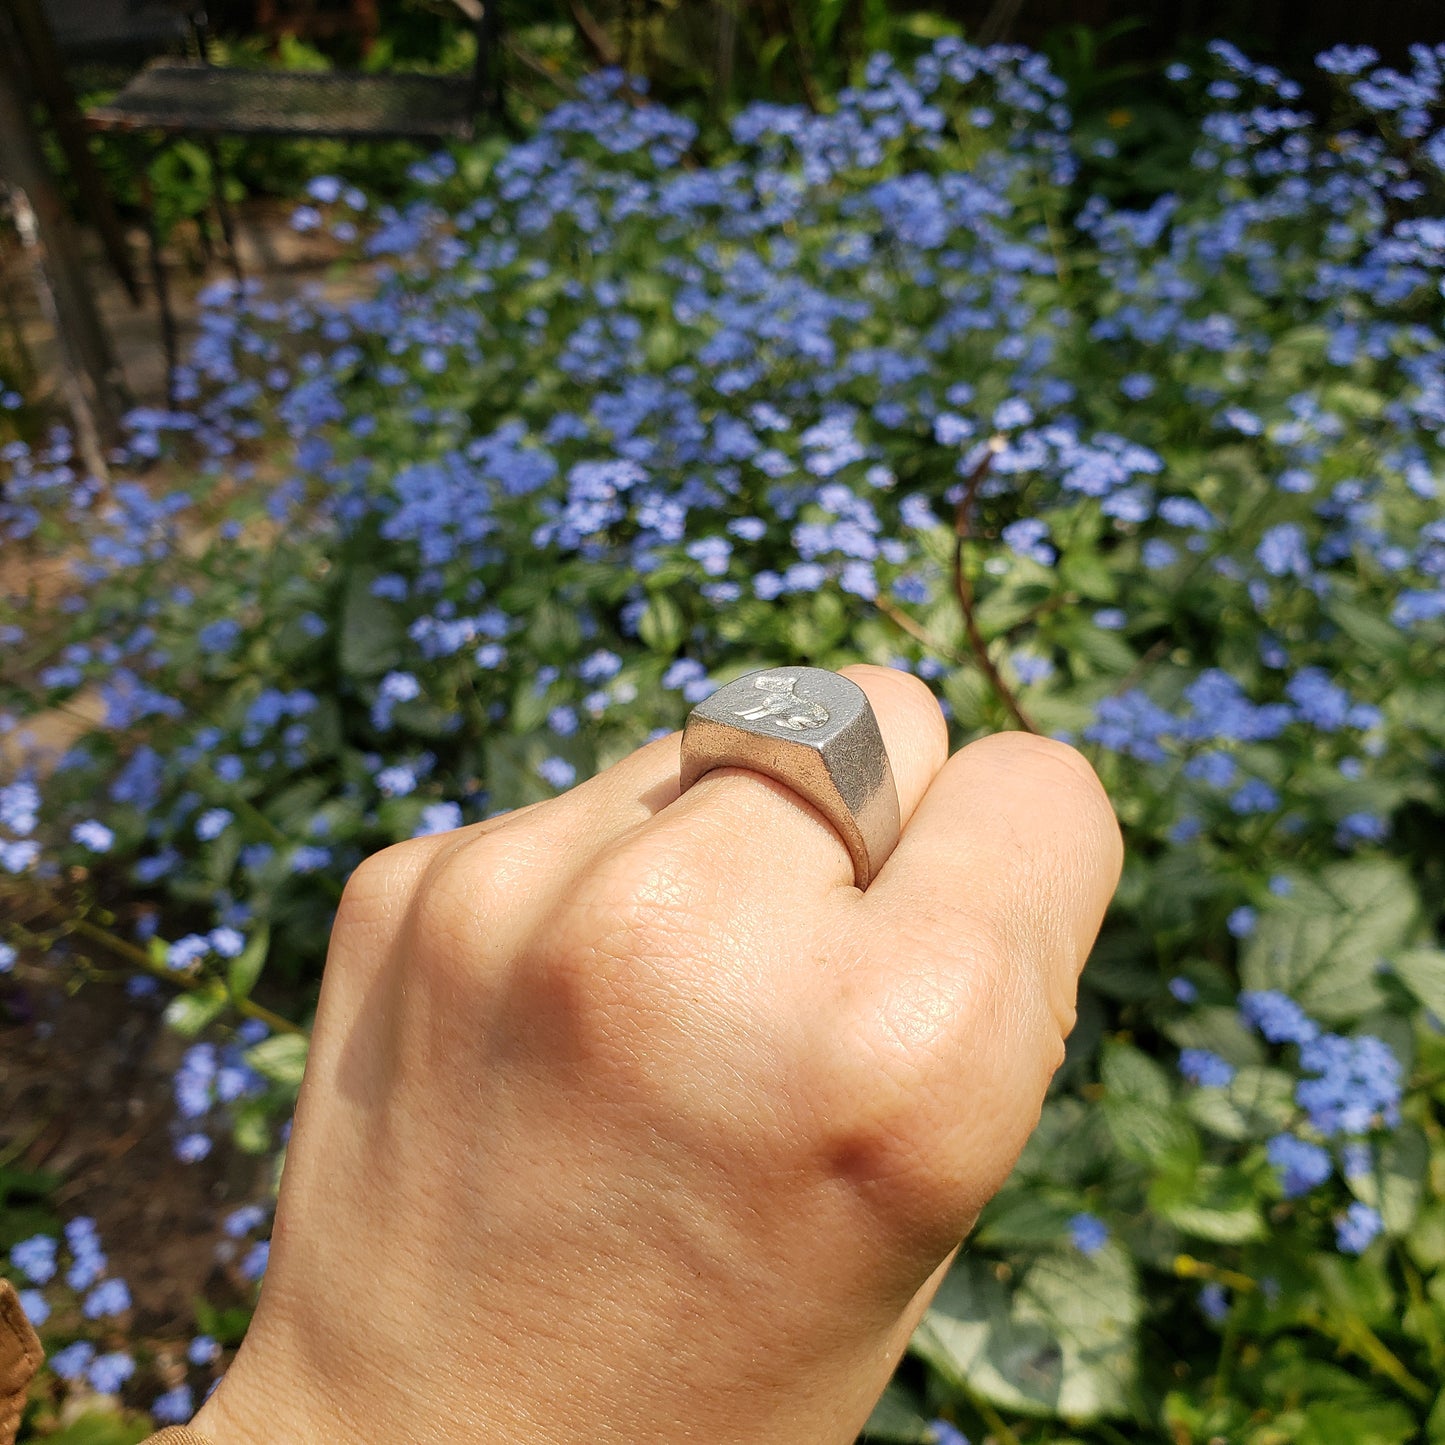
[0, 203, 341, 1338]
[0, 960, 273, 1335]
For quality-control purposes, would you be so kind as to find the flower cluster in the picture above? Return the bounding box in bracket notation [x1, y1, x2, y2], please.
[4, 33, 1445, 1444]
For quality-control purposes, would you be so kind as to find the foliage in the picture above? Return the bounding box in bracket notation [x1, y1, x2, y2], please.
[5, 34, 1445, 1443]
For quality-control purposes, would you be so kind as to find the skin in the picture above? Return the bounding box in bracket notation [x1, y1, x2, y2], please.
[192, 664, 1122, 1444]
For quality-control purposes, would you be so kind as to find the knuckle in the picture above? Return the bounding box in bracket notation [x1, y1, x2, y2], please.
[968, 730, 1122, 871]
[970, 729, 1103, 797]
[406, 826, 538, 960]
[810, 927, 1068, 1245]
[533, 839, 711, 1004]
[334, 839, 431, 940]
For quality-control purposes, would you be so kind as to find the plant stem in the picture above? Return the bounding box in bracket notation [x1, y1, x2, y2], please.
[1301, 1305, 1432, 1405]
[69, 916, 303, 1036]
[951, 436, 1038, 733]
[1397, 1246, 1445, 1373]
[873, 594, 964, 663]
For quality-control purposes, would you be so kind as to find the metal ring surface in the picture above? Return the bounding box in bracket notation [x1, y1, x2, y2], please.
[678, 666, 901, 890]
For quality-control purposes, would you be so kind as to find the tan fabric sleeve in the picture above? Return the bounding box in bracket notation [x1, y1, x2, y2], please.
[0, 1279, 42, 1445]
[2, 1279, 217, 1445]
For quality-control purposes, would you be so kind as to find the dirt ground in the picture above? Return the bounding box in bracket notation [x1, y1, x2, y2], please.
[1, 206, 342, 1332]
[0, 960, 273, 1333]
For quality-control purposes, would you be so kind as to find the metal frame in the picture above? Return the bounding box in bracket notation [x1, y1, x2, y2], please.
[82, 0, 500, 402]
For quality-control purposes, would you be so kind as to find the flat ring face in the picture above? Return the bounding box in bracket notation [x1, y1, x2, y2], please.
[678, 666, 901, 889]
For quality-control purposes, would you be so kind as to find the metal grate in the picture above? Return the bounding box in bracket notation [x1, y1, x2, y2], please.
[40, 0, 189, 59]
[86, 62, 478, 139]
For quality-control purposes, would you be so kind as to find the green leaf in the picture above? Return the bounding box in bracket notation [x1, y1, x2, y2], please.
[1427, 1387, 1445, 1443]
[1057, 548, 1118, 602]
[912, 1255, 1063, 1418]
[1150, 1163, 1266, 1243]
[1240, 860, 1417, 1022]
[231, 1099, 277, 1155]
[1348, 1124, 1429, 1238]
[338, 566, 406, 678]
[227, 923, 271, 1003]
[860, 1382, 936, 1442]
[1165, 1006, 1266, 1068]
[1099, 1040, 1171, 1108]
[1186, 1065, 1296, 1141]
[245, 1033, 310, 1088]
[638, 594, 687, 654]
[1324, 593, 1410, 661]
[41, 1414, 153, 1445]
[1390, 949, 1445, 1022]
[1012, 1099, 1113, 1187]
[164, 986, 228, 1038]
[974, 1190, 1078, 1249]
[1099, 1039, 1196, 1165]
[914, 1246, 1140, 1422]
[1013, 1243, 1141, 1420]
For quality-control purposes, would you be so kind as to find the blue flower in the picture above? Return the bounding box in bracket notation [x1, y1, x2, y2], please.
[188, 1334, 222, 1365]
[87, 1350, 136, 1393]
[578, 648, 622, 682]
[241, 1240, 270, 1280]
[1335, 1201, 1383, 1254]
[1256, 523, 1311, 578]
[168, 934, 211, 971]
[1295, 1033, 1401, 1136]
[1085, 691, 1176, 763]
[1198, 1282, 1229, 1322]
[1342, 1141, 1373, 1179]
[1011, 652, 1054, 685]
[195, 808, 233, 842]
[10, 1235, 57, 1284]
[17, 1290, 48, 1326]
[1240, 991, 1320, 1046]
[175, 1131, 212, 1163]
[0, 780, 39, 835]
[1267, 1133, 1332, 1197]
[929, 1422, 970, 1445]
[1001, 517, 1055, 565]
[71, 819, 115, 851]
[537, 757, 576, 790]
[48, 1341, 95, 1381]
[223, 1205, 266, 1239]
[376, 764, 419, 798]
[1168, 976, 1198, 1004]
[1180, 1049, 1235, 1087]
[84, 1276, 132, 1318]
[1068, 1212, 1109, 1256]
[1336, 812, 1388, 846]
[197, 618, 242, 654]
[1226, 905, 1257, 939]
[209, 926, 245, 958]
[1229, 779, 1278, 815]
[152, 1384, 196, 1423]
[414, 801, 463, 836]
[373, 671, 422, 729]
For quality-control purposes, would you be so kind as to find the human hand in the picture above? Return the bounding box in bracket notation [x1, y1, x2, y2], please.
[191, 665, 1121, 1444]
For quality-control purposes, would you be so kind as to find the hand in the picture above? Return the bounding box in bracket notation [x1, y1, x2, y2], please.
[191, 666, 1121, 1444]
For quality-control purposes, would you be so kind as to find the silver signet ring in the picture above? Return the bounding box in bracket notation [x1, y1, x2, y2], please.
[678, 666, 901, 890]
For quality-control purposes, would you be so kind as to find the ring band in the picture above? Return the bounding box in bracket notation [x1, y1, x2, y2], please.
[678, 666, 901, 889]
